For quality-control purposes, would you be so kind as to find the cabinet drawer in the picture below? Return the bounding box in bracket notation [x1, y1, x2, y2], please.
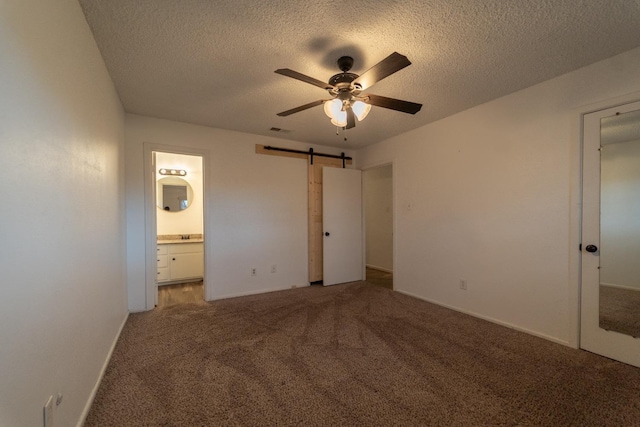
[157, 267, 170, 282]
[169, 243, 203, 254]
[157, 254, 168, 268]
[157, 245, 168, 255]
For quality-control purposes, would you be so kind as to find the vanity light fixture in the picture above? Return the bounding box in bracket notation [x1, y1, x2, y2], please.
[159, 168, 187, 176]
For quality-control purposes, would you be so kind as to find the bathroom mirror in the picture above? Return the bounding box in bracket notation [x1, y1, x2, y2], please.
[156, 177, 194, 212]
[598, 108, 640, 338]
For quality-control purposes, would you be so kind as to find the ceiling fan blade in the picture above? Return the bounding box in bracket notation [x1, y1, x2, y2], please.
[275, 69, 334, 90]
[346, 107, 356, 129]
[353, 52, 412, 91]
[364, 94, 422, 114]
[277, 99, 326, 117]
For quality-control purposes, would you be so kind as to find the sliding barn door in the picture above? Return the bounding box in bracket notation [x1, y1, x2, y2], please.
[322, 167, 363, 286]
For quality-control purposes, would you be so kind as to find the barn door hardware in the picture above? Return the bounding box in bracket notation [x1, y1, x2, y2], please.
[260, 145, 353, 165]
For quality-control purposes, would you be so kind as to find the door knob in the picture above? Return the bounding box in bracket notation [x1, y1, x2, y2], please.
[585, 244, 598, 253]
[324, 232, 330, 236]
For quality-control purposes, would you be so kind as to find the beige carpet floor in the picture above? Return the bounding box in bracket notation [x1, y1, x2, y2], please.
[86, 282, 640, 426]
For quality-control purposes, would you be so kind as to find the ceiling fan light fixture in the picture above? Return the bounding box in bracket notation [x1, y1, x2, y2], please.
[352, 101, 371, 121]
[331, 117, 347, 127]
[324, 99, 342, 119]
[325, 99, 348, 126]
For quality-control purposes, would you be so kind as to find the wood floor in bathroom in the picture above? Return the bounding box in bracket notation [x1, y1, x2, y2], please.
[157, 281, 204, 308]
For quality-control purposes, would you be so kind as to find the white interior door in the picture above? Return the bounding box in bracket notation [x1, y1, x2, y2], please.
[323, 167, 363, 286]
[581, 100, 640, 368]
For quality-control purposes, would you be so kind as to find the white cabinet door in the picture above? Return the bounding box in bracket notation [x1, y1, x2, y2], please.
[170, 252, 204, 280]
[322, 167, 363, 286]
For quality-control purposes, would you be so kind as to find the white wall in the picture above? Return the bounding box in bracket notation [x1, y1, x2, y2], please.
[0, 1, 127, 426]
[155, 152, 204, 236]
[600, 139, 640, 290]
[125, 115, 356, 310]
[363, 165, 393, 271]
[356, 47, 640, 346]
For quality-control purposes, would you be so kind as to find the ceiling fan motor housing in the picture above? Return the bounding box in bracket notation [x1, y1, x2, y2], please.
[328, 72, 358, 87]
[329, 56, 359, 94]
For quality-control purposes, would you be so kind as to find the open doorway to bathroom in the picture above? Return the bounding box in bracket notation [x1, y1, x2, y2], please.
[154, 151, 205, 307]
[363, 164, 393, 289]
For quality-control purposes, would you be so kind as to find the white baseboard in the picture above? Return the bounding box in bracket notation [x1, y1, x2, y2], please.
[600, 282, 640, 292]
[396, 289, 570, 347]
[77, 311, 129, 427]
[366, 264, 393, 273]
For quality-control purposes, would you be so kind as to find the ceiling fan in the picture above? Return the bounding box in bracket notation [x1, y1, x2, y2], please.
[275, 52, 422, 130]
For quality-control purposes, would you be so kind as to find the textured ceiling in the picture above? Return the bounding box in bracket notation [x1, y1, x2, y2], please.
[79, 0, 640, 149]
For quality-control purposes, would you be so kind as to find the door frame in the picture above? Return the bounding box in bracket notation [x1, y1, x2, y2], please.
[579, 99, 640, 367]
[143, 142, 210, 310]
[569, 90, 640, 349]
[360, 160, 396, 286]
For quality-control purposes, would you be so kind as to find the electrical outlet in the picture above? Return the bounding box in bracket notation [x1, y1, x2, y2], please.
[271, 264, 277, 273]
[251, 268, 256, 276]
[44, 395, 54, 427]
[460, 279, 468, 290]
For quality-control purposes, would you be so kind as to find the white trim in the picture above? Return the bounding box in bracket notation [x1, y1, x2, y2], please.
[601, 282, 640, 292]
[397, 290, 570, 347]
[143, 147, 156, 309]
[366, 264, 393, 273]
[358, 158, 396, 171]
[76, 312, 129, 427]
[568, 103, 584, 349]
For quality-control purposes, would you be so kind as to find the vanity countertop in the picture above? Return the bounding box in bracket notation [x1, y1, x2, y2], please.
[157, 239, 204, 245]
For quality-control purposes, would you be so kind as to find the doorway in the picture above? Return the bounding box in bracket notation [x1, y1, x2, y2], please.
[144, 144, 208, 310]
[154, 152, 204, 307]
[580, 100, 640, 368]
[363, 164, 393, 289]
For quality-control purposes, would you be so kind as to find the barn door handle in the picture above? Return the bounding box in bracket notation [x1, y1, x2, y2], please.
[585, 244, 598, 253]
[324, 232, 330, 236]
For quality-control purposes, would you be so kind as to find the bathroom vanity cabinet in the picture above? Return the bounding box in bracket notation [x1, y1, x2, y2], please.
[157, 242, 203, 284]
